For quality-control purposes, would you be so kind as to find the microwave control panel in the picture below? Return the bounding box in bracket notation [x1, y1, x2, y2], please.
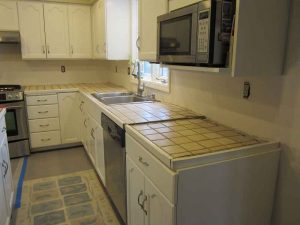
[197, 10, 210, 54]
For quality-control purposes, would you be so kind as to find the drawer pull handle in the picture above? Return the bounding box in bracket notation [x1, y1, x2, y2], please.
[41, 138, 51, 142]
[38, 111, 49, 114]
[138, 156, 149, 167]
[40, 124, 50, 127]
[37, 99, 47, 102]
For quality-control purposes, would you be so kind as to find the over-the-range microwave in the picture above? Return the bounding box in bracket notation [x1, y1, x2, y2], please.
[157, 0, 235, 67]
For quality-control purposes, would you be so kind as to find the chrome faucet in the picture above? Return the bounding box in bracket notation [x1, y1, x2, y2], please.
[132, 61, 144, 97]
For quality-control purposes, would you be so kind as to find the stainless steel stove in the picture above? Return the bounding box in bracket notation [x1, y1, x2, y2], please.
[0, 85, 30, 158]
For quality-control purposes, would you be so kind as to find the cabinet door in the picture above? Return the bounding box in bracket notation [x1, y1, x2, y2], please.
[0, 0, 19, 31]
[68, 5, 92, 58]
[82, 115, 89, 151]
[145, 178, 174, 225]
[0, 136, 13, 220]
[91, 0, 107, 59]
[138, 0, 168, 61]
[44, 3, 70, 59]
[95, 124, 105, 184]
[58, 93, 80, 144]
[77, 97, 85, 143]
[18, 1, 46, 59]
[87, 116, 97, 165]
[127, 156, 145, 225]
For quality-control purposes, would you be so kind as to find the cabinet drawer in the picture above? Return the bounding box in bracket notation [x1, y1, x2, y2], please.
[126, 134, 177, 204]
[26, 94, 58, 106]
[27, 104, 59, 119]
[30, 131, 61, 148]
[29, 118, 60, 133]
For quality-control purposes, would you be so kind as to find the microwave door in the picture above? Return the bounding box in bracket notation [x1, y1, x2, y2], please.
[157, 4, 198, 64]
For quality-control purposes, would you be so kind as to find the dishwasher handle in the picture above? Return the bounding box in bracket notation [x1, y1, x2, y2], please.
[102, 113, 125, 147]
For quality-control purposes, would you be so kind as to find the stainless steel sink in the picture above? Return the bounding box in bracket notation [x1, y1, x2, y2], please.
[91, 92, 155, 105]
[92, 92, 134, 99]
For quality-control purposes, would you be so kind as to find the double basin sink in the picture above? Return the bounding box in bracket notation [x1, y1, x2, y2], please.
[91, 92, 155, 105]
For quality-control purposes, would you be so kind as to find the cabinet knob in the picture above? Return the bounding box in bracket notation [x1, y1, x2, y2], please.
[47, 45, 50, 54]
[70, 45, 74, 54]
[42, 45, 46, 54]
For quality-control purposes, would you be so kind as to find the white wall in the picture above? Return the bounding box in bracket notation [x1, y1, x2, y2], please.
[109, 1, 300, 224]
[0, 44, 110, 85]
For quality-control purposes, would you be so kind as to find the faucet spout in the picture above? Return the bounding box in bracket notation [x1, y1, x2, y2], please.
[136, 61, 144, 97]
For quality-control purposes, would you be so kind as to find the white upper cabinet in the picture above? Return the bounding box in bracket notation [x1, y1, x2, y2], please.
[231, 0, 289, 76]
[18, 1, 47, 59]
[68, 5, 92, 58]
[0, 0, 19, 31]
[91, 0, 106, 59]
[91, 0, 130, 60]
[44, 3, 70, 59]
[138, 0, 168, 61]
[169, 0, 198, 11]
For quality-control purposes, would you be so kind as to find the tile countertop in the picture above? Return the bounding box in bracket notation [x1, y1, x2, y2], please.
[106, 102, 203, 124]
[126, 118, 280, 170]
[24, 83, 128, 95]
[24, 83, 204, 127]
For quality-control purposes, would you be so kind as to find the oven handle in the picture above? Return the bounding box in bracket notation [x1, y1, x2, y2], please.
[5, 105, 23, 110]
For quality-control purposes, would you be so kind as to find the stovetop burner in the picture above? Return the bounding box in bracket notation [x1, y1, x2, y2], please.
[0, 85, 24, 102]
[0, 85, 22, 92]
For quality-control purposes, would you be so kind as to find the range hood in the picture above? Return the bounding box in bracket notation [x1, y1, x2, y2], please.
[0, 31, 20, 43]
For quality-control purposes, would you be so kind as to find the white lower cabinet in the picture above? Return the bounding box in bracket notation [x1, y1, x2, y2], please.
[81, 109, 106, 185]
[30, 131, 61, 148]
[0, 115, 14, 225]
[127, 156, 174, 225]
[58, 92, 80, 144]
[127, 156, 145, 225]
[126, 132, 280, 225]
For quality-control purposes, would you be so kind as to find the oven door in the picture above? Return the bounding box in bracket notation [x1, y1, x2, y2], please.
[157, 4, 198, 64]
[1, 101, 28, 142]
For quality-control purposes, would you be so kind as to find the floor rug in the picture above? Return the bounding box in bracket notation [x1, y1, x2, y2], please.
[13, 169, 120, 225]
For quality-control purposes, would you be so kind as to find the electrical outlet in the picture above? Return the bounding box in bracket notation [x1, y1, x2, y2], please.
[243, 81, 251, 99]
[61, 65, 66, 73]
[128, 66, 131, 75]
